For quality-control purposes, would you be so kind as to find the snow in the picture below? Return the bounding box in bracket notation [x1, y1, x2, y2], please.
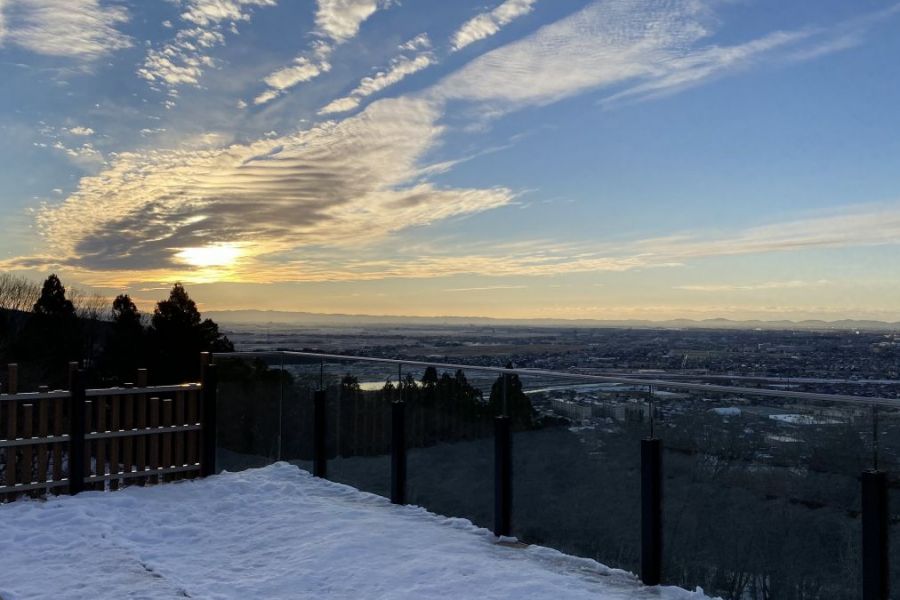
[710, 407, 741, 417]
[0, 463, 716, 600]
[768, 413, 842, 426]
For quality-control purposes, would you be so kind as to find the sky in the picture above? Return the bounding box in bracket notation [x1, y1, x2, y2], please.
[1, 0, 899, 321]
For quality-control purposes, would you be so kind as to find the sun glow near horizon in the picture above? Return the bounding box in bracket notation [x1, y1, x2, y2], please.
[175, 244, 243, 269]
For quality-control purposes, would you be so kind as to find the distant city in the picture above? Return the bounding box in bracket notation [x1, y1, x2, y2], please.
[220, 319, 900, 397]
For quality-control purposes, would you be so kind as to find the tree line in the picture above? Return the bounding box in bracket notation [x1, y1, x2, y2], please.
[0, 273, 233, 389]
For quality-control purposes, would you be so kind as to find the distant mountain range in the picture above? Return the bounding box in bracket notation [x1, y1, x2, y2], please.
[205, 309, 900, 332]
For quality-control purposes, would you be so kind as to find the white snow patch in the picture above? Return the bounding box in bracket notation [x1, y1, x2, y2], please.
[769, 414, 842, 426]
[710, 407, 741, 417]
[0, 463, 717, 599]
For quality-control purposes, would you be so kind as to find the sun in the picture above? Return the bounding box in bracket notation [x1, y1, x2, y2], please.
[175, 244, 242, 268]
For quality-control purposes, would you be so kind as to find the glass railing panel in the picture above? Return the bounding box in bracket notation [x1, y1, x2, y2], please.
[877, 401, 900, 594]
[512, 372, 644, 574]
[321, 358, 397, 498]
[655, 386, 867, 600]
[278, 354, 324, 474]
[403, 363, 498, 530]
[214, 353, 283, 472]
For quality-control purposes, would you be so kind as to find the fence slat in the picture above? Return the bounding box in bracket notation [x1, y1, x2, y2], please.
[52, 395, 64, 489]
[21, 404, 33, 488]
[95, 395, 106, 491]
[186, 389, 199, 479]
[174, 391, 185, 479]
[162, 399, 173, 482]
[37, 394, 49, 486]
[136, 394, 147, 485]
[84, 400, 93, 486]
[149, 397, 160, 484]
[109, 395, 120, 490]
[122, 389, 134, 482]
[5, 364, 19, 499]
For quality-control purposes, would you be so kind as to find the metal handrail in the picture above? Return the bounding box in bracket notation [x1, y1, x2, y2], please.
[213, 350, 900, 409]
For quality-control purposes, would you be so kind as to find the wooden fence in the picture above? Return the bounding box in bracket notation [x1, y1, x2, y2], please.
[0, 362, 211, 502]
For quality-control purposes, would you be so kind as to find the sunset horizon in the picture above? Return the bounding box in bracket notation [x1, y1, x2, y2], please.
[2, 0, 900, 322]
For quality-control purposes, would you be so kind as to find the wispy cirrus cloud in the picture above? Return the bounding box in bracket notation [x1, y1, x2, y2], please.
[674, 280, 832, 293]
[319, 34, 434, 115]
[1, 0, 130, 60]
[139, 0, 276, 97]
[444, 285, 528, 292]
[315, 0, 385, 43]
[451, 0, 537, 51]
[251, 0, 391, 105]
[434, 0, 709, 108]
[435, 0, 896, 113]
[253, 40, 332, 105]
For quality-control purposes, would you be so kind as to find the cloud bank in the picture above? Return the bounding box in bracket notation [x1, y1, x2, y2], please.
[34, 97, 513, 278]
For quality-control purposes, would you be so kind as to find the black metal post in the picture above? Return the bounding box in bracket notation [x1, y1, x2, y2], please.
[200, 364, 218, 477]
[641, 437, 663, 586]
[391, 400, 407, 504]
[862, 469, 889, 600]
[68, 369, 86, 495]
[494, 415, 512, 537]
[313, 390, 327, 478]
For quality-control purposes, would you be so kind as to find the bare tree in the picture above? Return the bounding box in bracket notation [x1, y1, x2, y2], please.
[69, 289, 111, 322]
[0, 273, 40, 312]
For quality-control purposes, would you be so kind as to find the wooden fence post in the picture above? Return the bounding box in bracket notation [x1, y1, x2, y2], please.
[68, 369, 86, 495]
[201, 364, 218, 477]
[67, 362, 78, 390]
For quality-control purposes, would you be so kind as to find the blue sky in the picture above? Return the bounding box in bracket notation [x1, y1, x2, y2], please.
[1, 0, 899, 320]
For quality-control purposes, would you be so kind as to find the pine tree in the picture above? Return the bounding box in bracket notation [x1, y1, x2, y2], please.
[33, 274, 75, 318]
[16, 274, 81, 385]
[149, 283, 233, 383]
[104, 294, 146, 382]
[489, 362, 534, 430]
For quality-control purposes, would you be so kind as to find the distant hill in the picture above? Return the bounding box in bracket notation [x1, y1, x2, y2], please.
[205, 309, 900, 332]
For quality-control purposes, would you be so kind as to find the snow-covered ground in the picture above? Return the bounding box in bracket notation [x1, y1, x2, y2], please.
[0, 463, 715, 599]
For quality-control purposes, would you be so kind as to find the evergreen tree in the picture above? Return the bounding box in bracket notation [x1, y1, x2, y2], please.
[148, 283, 233, 383]
[489, 363, 534, 430]
[33, 274, 75, 318]
[421, 366, 438, 387]
[17, 274, 81, 385]
[112, 294, 142, 329]
[103, 294, 146, 382]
